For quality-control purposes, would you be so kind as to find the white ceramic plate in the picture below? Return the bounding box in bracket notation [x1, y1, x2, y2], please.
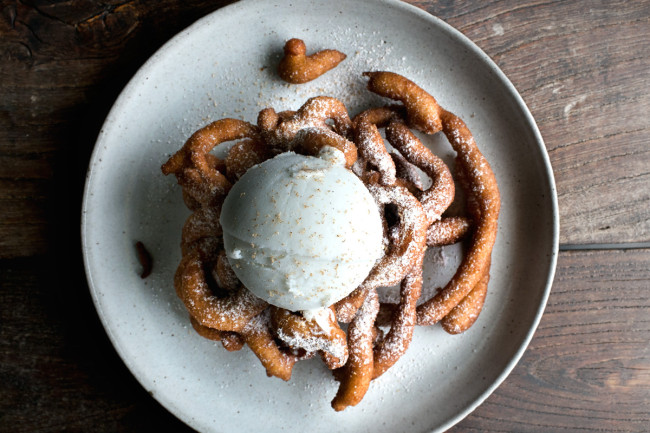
[82, 1, 559, 432]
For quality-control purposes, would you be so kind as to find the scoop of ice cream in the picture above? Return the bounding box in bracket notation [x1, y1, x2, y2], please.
[220, 151, 383, 311]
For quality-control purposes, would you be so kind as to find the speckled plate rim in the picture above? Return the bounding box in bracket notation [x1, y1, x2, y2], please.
[81, 0, 559, 432]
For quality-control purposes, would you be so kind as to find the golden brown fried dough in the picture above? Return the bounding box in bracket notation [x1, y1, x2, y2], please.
[161, 69, 500, 411]
[278, 38, 346, 84]
[426, 216, 472, 247]
[331, 288, 379, 411]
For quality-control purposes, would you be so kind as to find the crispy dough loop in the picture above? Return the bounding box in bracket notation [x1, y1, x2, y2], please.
[162, 118, 260, 207]
[331, 288, 379, 411]
[386, 121, 455, 225]
[175, 249, 267, 332]
[360, 174, 428, 291]
[415, 110, 500, 325]
[278, 38, 346, 84]
[270, 307, 348, 370]
[290, 127, 358, 168]
[363, 71, 442, 134]
[180, 207, 223, 256]
[391, 151, 425, 191]
[257, 96, 352, 153]
[225, 138, 270, 182]
[441, 261, 490, 334]
[352, 107, 400, 185]
[427, 216, 472, 247]
[334, 174, 427, 323]
[334, 288, 366, 324]
[372, 253, 424, 378]
[189, 315, 245, 352]
[242, 310, 298, 381]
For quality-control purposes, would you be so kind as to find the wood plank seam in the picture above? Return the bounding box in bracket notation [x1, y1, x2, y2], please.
[560, 242, 650, 251]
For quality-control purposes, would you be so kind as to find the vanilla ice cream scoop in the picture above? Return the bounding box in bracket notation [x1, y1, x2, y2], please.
[219, 151, 384, 311]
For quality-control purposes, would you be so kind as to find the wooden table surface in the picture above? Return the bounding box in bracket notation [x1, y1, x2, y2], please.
[1, 0, 648, 431]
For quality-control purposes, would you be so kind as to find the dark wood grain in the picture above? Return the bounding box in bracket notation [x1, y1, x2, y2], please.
[416, 0, 650, 245]
[1, 1, 649, 432]
[450, 248, 650, 432]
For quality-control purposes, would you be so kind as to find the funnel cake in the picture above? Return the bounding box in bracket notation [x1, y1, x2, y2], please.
[162, 71, 499, 411]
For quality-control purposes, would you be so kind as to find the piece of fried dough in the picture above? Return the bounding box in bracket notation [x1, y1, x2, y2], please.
[278, 38, 346, 84]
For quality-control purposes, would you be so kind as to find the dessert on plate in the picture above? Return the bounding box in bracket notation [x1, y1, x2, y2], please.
[161, 69, 500, 411]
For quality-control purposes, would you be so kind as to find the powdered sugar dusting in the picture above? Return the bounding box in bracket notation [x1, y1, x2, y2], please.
[348, 289, 379, 365]
[361, 182, 427, 289]
[387, 123, 454, 223]
[373, 258, 422, 375]
[355, 122, 397, 185]
[276, 327, 347, 361]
